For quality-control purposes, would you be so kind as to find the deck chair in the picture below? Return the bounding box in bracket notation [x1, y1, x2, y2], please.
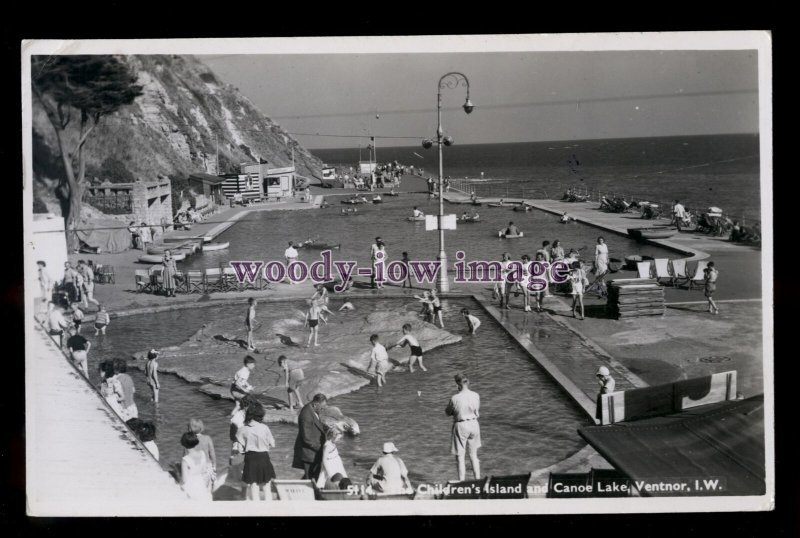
[204, 268, 224, 293]
[272, 479, 318, 500]
[653, 258, 671, 285]
[589, 468, 632, 497]
[368, 490, 416, 500]
[636, 261, 653, 279]
[101, 265, 116, 284]
[185, 270, 205, 294]
[438, 477, 489, 500]
[485, 472, 531, 499]
[318, 489, 363, 501]
[222, 266, 241, 292]
[670, 259, 689, 288]
[546, 471, 592, 498]
[689, 260, 709, 290]
[135, 270, 153, 293]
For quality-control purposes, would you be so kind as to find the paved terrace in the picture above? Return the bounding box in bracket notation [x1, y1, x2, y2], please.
[27, 324, 189, 516]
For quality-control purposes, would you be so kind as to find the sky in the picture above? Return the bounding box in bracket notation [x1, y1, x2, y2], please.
[201, 49, 759, 150]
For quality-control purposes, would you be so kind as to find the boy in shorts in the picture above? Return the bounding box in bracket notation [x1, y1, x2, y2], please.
[367, 334, 390, 387]
[71, 305, 84, 334]
[304, 299, 326, 347]
[278, 355, 305, 411]
[387, 323, 427, 373]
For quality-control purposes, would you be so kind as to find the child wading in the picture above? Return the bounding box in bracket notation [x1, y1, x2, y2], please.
[145, 349, 160, 403]
[367, 334, 391, 387]
[304, 299, 327, 347]
[461, 308, 481, 335]
[231, 356, 257, 412]
[278, 355, 305, 411]
[245, 298, 257, 351]
[94, 305, 110, 335]
[387, 323, 427, 373]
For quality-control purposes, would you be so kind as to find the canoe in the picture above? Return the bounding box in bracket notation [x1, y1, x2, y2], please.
[341, 198, 368, 205]
[372, 199, 383, 204]
[301, 242, 341, 250]
[487, 203, 510, 208]
[203, 241, 230, 252]
[202, 236, 213, 243]
[407, 216, 426, 222]
[513, 205, 533, 212]
[628, 227, 676, 240]
[138, 253, 186, 264]
[450, 200, 482, 206]
[385, 192, 400, 197]
[460, 217, 481, 223]
[498, 231, 524, 238]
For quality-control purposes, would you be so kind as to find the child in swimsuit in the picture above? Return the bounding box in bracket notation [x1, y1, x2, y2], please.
[278, 355, 305, 411]
[145, 349, 160, 404]
[304, 300, 326, 347]
[71, 305, 84, 334]
[94, 305, 110, 335]
[461, 308, 481, 334]
[387, 323, 427, 373]
[429, 289, 444, 328]
[245, 298, 257, 351]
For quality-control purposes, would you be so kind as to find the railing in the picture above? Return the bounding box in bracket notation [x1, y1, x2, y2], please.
[85, 190, 134, 214]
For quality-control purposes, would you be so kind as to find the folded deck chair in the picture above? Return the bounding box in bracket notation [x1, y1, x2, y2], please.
[134, 270, 152, 293]
[636, 261, 653, 280]
[222, 266, 240, 292]
[670, 259, 689, 287]
[186, 270, 205, 294]
[272, 479, 318, 500]
[653, 258, 671, 285]
[546, 471, 592, 498]
[204, 268, 224, 293]
[485, 472, 531, 499]
[689, 260, 709, 290]
[438, 477, 489, 500]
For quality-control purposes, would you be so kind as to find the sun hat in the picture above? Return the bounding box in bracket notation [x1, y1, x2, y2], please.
[382, 442, 398, 454]
[596, 366, 610, 376]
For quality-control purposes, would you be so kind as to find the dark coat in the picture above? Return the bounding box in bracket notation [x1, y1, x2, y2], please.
[292, 403, 326, 469]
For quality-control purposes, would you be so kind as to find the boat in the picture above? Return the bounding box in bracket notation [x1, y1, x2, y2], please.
[138, 253, 186, 264]
[460, 216, 481, 223]
[202, 236, 213, 243]
[372, 198, 383, 204]
[487, 203, 510, 208]
[299, 241, 341, 250]
[498, 231, 524, 238]
[341, 197, 369, 205]
[513, 205, 533, 212]
[608, 258, 623, 273]
[628, 227, 677, 240]
[385, 192, 400, 197]
[407, 216, 426, 222]
[450, 199, 482, 206]
[202, 241, 230, 252]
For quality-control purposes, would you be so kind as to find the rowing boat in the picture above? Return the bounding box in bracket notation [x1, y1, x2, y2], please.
[498, 231, 524, 238]
[407, 216, 426, 222]
[138, 253, 186, 264]
[202, 241, 230, 252]
[628, 227, 677, 240]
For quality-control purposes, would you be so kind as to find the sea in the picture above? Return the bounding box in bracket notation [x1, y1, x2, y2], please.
[312, 134, 763, 222]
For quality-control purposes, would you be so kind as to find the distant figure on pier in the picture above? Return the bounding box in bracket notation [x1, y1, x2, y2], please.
[446, 374, 481, 482]
[595, 366, 616, 423]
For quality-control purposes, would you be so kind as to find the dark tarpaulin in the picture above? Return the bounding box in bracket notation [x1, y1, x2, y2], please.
[75, 218, 132, 254]
[578, 395, 765, 496]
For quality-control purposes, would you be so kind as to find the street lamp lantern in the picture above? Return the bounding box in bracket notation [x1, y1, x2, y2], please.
[421, 72, 473, 292]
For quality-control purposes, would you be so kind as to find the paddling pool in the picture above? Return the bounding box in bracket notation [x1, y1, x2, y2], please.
[88, 297, 588, 485]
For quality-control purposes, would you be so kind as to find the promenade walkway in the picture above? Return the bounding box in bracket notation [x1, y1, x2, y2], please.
[27, 324, 188, 516]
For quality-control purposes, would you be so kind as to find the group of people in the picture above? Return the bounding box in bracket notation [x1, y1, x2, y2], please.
[128, 222, 156, 250]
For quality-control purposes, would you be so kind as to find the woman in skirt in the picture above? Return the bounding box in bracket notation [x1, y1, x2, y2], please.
[704, 261, 720, 314]
[235, 402, 276, 501]
[161, 250, 178, 297]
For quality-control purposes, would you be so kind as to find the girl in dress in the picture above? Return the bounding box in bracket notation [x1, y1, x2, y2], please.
[704, 262, 720, 314]
[316, 427, 347, 489]
[570, 261, 586, 320]
[594, 237, 609, 276]
[161, 250, 178, 297]
[180, 432, 214, 501]
[98, 360, 128, 420]
[236, 403, 276, 501]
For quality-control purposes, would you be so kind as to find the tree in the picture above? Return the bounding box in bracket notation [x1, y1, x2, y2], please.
[32, 55, 143, 250]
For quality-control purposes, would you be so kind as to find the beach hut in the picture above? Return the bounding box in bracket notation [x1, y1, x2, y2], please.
[220, 172, 263, 202]
[240, 162, 296, 199]
[187, 173, 227, 205]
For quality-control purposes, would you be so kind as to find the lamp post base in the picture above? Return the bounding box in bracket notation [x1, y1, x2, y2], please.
[438, 252, 449, 292]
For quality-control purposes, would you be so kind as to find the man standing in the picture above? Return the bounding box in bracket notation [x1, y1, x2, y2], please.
[284, 241, 299, 285]
[369, 237, 385, 289]
[62, 261, 81, 304]
[595, 366, 616, 423]
[672, 200, 687, 232]
[445, 374, 481, 482]
[293, 393, 328, 480]
[77, 260, 100, 310]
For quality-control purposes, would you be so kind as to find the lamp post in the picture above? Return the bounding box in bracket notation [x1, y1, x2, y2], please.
[423, 72, 474, 292]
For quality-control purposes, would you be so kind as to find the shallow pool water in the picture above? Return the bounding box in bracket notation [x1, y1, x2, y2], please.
[183, 193, 676, 274]
[88, 297, 588, 484]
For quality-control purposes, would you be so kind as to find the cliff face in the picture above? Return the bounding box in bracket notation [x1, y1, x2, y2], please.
[32, 55, 323, 200]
